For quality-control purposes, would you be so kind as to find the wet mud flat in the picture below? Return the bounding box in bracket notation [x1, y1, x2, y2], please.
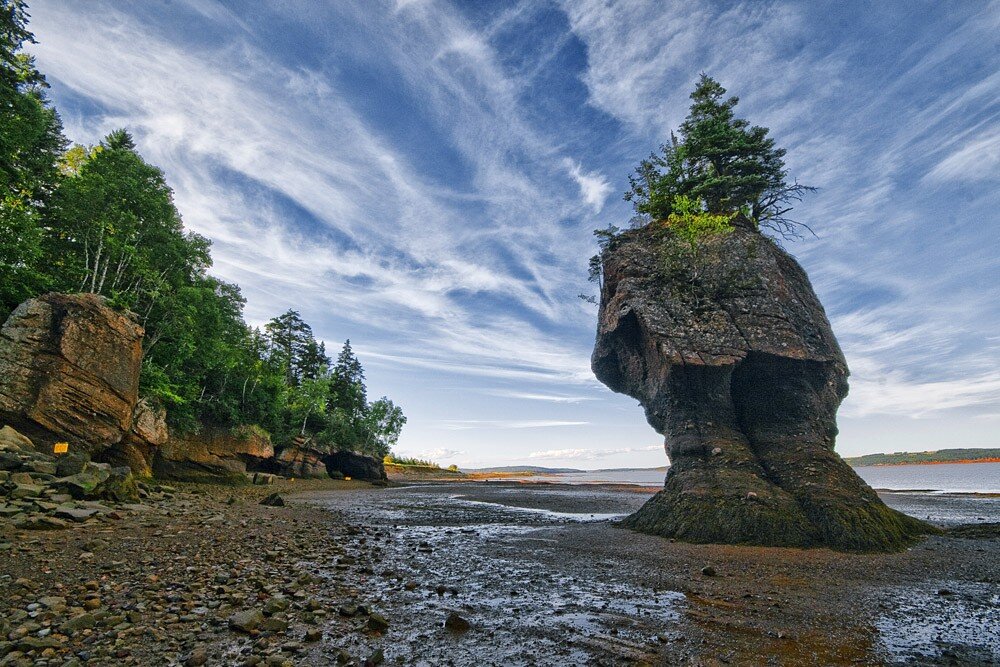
[297, 482, 1000, 666]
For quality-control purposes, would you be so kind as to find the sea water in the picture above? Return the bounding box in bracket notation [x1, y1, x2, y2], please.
[517, 462, 1000, 494]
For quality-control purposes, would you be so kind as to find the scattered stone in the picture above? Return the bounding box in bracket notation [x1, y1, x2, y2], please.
[15, 515, 70, 530]
[260, 493, 286, 507]
[263, 596, 290, 615]
[53, 507, 99, 523]
[444, 612, 471, 632]
[185, 647, 209, 667]
[61, 613, 97, 634]
[10, 483, 44, 499]
[259, 617, 289, 633]
[367, 612, 389, 633]
[229, 609, 265, 633]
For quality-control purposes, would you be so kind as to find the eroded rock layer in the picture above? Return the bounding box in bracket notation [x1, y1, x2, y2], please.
[0, 293, 143, 456]
[592, 222, 930, 551]
[153, 426, 274, 484]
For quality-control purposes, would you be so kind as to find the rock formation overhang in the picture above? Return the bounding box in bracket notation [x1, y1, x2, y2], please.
[592, 223, 932, 552]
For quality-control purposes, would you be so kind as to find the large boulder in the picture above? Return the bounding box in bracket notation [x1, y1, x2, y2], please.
[153, 425, 274, 484]
[52, 461, 138, 502]
[0, 425, 33, 451]
[592, 221, 930, 552]
[96, 399, 168, 477]
[273, 437, 329, 479]
[325, 450, 387, 482]
[0, 293, 143, 457]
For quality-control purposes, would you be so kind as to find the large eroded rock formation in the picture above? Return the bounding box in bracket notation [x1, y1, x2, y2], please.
[592, 221, 930, 551]
[0, 293, 144, 456]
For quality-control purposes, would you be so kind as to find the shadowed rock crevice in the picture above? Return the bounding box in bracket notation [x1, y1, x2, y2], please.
[593, 223, 932, 552]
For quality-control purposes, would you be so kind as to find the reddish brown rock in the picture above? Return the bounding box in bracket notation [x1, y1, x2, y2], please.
[0, 293, 143, 457]
[592, 221, 930, 551]
[153, 425, 274, 483]
[273, 437, 329, 478]
[96, 399, 170, 477]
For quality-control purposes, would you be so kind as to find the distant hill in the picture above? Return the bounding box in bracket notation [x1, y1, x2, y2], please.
[844, 448, 1000, 467]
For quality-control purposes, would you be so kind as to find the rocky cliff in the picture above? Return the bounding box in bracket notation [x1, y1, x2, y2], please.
[153, 426, 275, 484]
[0, 293, 144, 456]
[592, 221, 930, 551]
[0, 293, 388, 486]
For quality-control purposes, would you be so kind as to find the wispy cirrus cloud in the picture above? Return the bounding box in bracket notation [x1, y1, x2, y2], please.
[394, 448, 465, 461]
[529, 445, 661, 460]
[560, 0, 1000, 424]
[436, 420, 589, 431]
[28, 0, 1000, 467]
[480, 389, 598, 403]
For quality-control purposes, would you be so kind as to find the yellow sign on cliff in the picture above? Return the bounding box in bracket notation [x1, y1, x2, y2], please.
[53, 442, 69, 454]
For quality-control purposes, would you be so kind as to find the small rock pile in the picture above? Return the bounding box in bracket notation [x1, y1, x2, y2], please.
[0, 426, 145, 533]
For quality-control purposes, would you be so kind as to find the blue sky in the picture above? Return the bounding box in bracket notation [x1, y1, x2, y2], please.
[28, 0, 999, 468]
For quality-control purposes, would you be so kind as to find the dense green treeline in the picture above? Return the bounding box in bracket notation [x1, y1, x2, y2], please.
[844, 449, 1000, 467]
[0, 1, 403, 457]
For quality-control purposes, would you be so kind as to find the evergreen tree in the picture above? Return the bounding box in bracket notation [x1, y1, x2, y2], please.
[626, 74, 814, 237]
[264, 309, 323, 386]
[329, 339, 366, 419]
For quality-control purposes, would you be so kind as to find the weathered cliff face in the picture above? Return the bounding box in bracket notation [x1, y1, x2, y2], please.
[0, 293, 144, 457]
[152, 426, 274, 484]
[272, 437, 330, 479]
[592, 222, 930, 551]
[326, 450, 387, 482]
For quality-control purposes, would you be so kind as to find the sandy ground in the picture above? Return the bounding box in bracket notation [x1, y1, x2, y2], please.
[2, 479, 998, 666]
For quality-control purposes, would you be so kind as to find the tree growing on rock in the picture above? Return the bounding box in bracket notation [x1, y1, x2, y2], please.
[625, 74, 815, 238]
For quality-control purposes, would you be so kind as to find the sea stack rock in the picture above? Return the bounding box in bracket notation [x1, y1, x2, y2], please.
[0, 293, 144, 457]
[592, 221, 929, 551]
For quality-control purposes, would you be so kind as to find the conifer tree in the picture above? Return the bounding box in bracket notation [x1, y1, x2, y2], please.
[626, 74, 814, 237]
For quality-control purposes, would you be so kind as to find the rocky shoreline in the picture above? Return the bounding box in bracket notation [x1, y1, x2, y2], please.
[2, 477, 998, 665]
[1, 478, 397, 666]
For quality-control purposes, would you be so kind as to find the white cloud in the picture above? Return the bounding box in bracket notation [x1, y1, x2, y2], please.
[923, 128, 1000, 184]
[435, 420, 589, 430]
[481, 389, 598, 403]
[29, 0, 604, 390]
[528, 444, 661, 460]
[395, 448, 465, 460]
[563, 158, 613, 212]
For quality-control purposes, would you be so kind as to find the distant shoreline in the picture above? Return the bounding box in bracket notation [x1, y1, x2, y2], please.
[853, 458, 1000, 468]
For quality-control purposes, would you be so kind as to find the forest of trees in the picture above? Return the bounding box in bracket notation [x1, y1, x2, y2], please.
[0, 1, 403, 457]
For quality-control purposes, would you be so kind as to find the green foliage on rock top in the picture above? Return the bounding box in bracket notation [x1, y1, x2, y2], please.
[660, 194, 734, 251]
[0, 5, 404, 458]
[625, 74, 815, 238]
